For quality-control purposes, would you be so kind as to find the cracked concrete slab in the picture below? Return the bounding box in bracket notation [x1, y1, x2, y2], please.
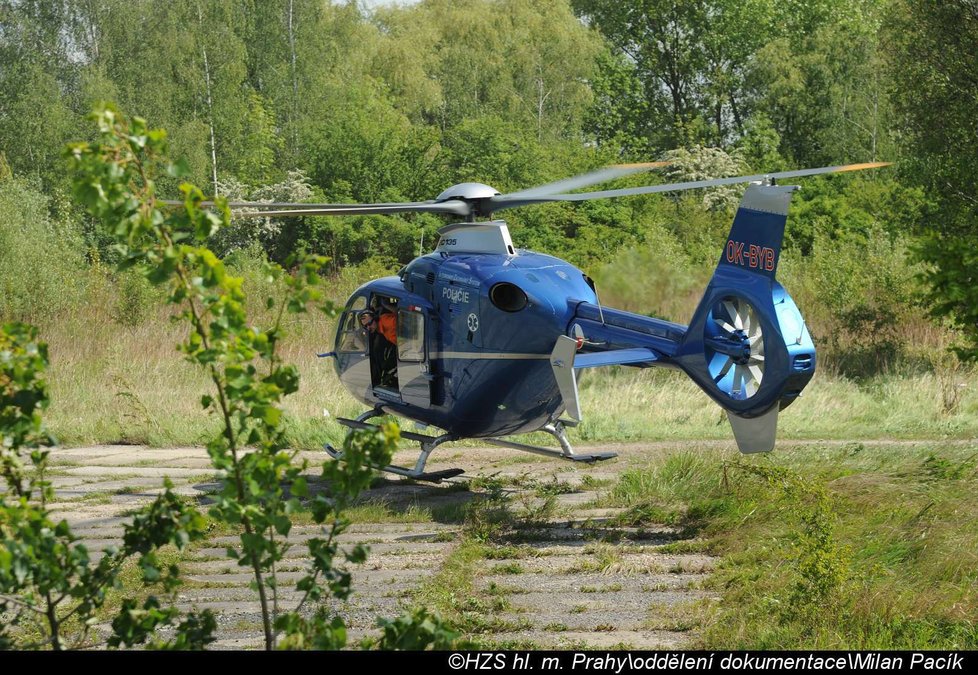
[40, 443, 720, 650]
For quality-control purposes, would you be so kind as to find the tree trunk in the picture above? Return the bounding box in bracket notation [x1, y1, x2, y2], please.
[729, 90, 744, 135]
[288, 0, 299, 158]
[197, 3, 219, 195]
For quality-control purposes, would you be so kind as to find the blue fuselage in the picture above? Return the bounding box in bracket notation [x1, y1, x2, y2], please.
[333, 249, 681, 437]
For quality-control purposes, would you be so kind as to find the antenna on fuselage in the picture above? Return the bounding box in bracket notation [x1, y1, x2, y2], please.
[594, 286, 607, 326]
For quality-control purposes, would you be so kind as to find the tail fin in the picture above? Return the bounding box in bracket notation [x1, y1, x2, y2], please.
[676, 183, 816, 453]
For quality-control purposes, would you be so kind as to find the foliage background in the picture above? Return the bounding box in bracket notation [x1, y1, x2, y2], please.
[0, 0, 975, 442]
[2, 0, 977, 651]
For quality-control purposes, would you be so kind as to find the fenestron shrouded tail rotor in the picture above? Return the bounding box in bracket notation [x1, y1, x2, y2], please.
[707, 296, 766, 400]
[674, 180, 824, 454]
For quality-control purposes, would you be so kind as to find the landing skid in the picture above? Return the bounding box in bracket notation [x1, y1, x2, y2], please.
[325, 408, 617, 482]
[485, 420, 617, 463]
[326, 410, 462, 482]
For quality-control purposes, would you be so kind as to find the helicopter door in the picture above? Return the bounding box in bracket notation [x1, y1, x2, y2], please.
[334, 308, 372, 400]
[396, 307, 431, 408]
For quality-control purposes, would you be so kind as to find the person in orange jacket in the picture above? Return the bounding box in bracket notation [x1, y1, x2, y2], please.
[360, 308, 397, 345]
[376, 310, 397, 346]
[360, 309, 398, 387]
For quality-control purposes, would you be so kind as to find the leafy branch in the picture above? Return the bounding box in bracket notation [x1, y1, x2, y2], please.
[67, 106, 400, 649]
[1, 322, 211, 650]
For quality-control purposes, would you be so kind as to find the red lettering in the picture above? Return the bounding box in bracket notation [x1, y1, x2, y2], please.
[748, 245, 759, 268]
[727, 240, 776, 271]
[726, 240, 744, 265]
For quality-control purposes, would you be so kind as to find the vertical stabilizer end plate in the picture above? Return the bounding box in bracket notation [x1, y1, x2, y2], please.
[727, 405, 779, 454]
[551, 335, 581, 421]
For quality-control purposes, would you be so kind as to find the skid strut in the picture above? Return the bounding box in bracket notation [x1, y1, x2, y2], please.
[325, 407, 463, 482]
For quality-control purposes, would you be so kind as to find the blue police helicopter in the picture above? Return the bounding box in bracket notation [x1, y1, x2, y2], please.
[234, 161, 888, 481]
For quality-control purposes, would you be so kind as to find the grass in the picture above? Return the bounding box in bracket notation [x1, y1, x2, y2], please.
[486, 581, 527, 596]
[604, 441, 978, 649]
[656, 539, 712, 554]
[461, 615, 533, 635]
[642, 582, 671, 592]
[489, 562, 525, 575]
[27, 273, 978, 450]
[642, 601, 707, 633]
[344, 500, 435, 524]
[667, 559, 711, 574]
[72, 491, 113, 504]
[430, 502, 469, 524]
[580, 583, 623, 593]
[473, 638, 544, 650]
[565, 543, 622, 574]
[532, 476, 578, 497]
[482, 544, 547, 560]
[408, 539, 493, 634]
[579, 474, 615, 491]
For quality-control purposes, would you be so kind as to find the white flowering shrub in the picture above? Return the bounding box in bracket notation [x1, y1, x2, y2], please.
[661, 145, 748, 212]
[210, 170, 316, 257]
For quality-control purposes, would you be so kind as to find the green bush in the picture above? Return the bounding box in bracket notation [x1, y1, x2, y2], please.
[0, 179, 85, 322]
[780, 225, 928, 376]
[0, 321, 213, 650]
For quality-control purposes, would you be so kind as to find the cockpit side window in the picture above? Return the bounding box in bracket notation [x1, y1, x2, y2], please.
[336, 295, 369, 353]
[337, 311, 368, 353]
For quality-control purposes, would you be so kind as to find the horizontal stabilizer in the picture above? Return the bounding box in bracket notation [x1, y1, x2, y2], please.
[575, 348, 658, 369]
[726, 406, 779, 454]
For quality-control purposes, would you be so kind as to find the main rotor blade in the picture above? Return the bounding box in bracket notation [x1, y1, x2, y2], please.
[225, 200, 421, 209]
[499, 161, 670, 201]
[159, 199, 348, 208]
[161, 199, 472, 217]
[488, 162, 892, 212]
[227, 200, 472, 218]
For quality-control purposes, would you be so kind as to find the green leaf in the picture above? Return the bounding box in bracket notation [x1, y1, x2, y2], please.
[257, 406, 281, 427]
[291, 476, 309, 498]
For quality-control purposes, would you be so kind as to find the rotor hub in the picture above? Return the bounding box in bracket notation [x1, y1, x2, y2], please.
[731, 332, 753, 365]
[435, 182, 500, 203]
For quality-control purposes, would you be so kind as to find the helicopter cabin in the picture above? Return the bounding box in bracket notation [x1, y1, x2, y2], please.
[333, 278, 435, 412]
[331, 223, 603, 438]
